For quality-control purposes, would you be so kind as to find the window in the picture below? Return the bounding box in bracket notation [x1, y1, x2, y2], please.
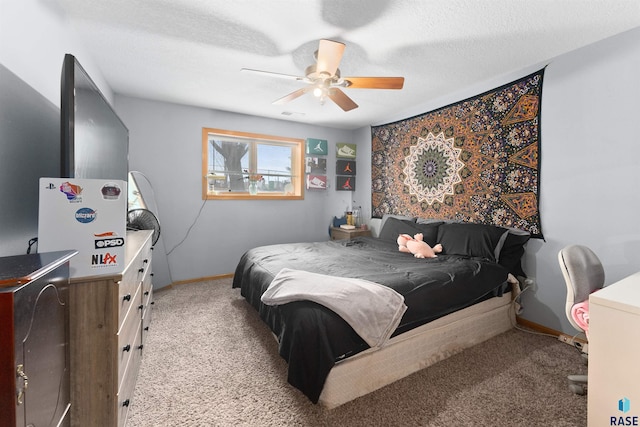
[202, 128, 304, 200]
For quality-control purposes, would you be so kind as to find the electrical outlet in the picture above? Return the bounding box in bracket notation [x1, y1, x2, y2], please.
[558, 333, 577, 346]
[558, 333, 589, 353]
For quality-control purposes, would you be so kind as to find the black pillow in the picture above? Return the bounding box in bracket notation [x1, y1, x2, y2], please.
[437, 222, 508, 262]
[380, 214, 415, 230]
[378, 217, 422, 242]
[413, 221, 444, 247]
[498, 230, 530, 277]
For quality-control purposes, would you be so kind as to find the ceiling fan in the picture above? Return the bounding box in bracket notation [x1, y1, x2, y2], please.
[241, 39, 404, 112]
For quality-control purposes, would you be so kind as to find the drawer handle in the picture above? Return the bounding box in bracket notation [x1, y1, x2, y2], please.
[138, 344, 144, 350]
[123, 294, 131, 302]
[138, 267, 145, 273]
[123, 344, 131, 352]
[16, 364, 28, 405]
[138, 304, 144, 310]
[143, 259, 149, 264]
[144, 291, 150, 296]
[144, 326, 149, 331]
[123, 399, 130, 407]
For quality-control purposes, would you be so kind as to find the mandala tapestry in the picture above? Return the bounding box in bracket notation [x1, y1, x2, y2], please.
[371, 69, 544, 238]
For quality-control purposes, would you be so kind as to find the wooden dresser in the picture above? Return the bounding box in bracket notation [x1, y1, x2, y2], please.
[69, 230, 154, 427]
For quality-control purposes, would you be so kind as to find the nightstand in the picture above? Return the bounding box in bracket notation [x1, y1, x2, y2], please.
[330, 227, 372, 241]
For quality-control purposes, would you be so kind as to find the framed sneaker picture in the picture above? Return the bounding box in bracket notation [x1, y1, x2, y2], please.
[306, 174, 327, 190]
[306, 157, 327, 174]
[336, 160, 356, 176]
[336, 175, 355, 191]
[306, 138, 328, 155]
[336, 143, 356, 159]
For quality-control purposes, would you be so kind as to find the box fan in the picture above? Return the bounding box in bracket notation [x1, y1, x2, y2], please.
[127, 171, 161, 245]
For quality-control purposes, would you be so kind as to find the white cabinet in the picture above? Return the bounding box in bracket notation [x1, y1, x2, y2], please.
[588, 272, 640, 426]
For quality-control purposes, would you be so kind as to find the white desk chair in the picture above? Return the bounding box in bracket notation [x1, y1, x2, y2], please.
[557, 244, 605, 395]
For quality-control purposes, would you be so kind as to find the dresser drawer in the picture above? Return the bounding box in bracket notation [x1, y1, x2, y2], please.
[117, 273, 139, 329]
[141, 265, 152, 304]
[116, 327, 142, 427]
[138, 238, 152, 282]
[117, 284, 141, 386]
[142, 281, 153, 311]
[141, 287, 153, 349]
[118, 248, 150, 328]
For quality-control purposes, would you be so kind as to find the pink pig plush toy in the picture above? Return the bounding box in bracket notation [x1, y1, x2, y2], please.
[397, 233, 413, 253]
[397, 233, 443, 258]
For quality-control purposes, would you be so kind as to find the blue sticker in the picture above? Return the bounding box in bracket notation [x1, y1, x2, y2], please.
[75, 207, 97, 223]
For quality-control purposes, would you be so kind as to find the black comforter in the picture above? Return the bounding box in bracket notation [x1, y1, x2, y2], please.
[232, 236, 509, 403]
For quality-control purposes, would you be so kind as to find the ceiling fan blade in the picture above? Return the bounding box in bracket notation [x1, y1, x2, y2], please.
[241, 68, 307, 82]
[316, 39, 345, 77]
[342, 77, 405, 89]
[328, 88, 358, 112]
[272, 86, 312, 105]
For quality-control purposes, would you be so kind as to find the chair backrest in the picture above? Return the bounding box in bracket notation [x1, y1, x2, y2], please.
[558, 245, 605, 332]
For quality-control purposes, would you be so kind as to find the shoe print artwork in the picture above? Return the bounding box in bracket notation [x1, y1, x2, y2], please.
[336, 160, 356, 176]
[337, 176, 355, 191]
[306, 175, 327, 190]
[306, 138, 328, 155]
[336, 143, 357, 159]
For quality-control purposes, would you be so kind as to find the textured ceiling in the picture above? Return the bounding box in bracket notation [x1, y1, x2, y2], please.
[55, 0, 640, 130]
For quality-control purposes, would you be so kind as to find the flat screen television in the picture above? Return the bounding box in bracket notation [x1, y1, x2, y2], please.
[60, 54, 129, 181]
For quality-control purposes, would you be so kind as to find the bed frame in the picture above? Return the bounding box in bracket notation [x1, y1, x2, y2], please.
[318, 287, 517, 408]
[250, 218, 523, 407]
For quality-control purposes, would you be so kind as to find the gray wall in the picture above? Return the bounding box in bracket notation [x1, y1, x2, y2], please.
[0, 65, 60, 256]
[115, 96, 367, 288]
[531, 27, 640, 334]
[357, 26, 640, 335]
[0, 1, 113, 107]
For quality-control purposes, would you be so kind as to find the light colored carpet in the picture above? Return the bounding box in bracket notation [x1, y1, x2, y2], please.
[126, 278, 587, 427]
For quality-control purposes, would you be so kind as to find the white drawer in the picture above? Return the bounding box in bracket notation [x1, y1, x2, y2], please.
[141, 287, 153, 350]
[118, 271, 140, 330]
[116, 326, 142, 427]
[117, 284, 141, 386]
[118, 234, 151, 327]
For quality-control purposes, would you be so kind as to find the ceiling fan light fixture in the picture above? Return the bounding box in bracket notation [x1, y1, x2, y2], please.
[313, 80, 330, 99]
[244, 39, 404, 112]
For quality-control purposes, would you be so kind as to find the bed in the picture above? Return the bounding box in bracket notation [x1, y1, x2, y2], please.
[232, 216, 530, 408]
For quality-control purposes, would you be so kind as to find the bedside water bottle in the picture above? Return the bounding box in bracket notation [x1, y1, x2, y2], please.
[346, 211, 353, 226]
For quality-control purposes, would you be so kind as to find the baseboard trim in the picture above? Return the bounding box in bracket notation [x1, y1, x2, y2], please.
[516, 316, 587, 345]
[172, 273, 234, 285]
[156, 273, 234, 293]
[516, 316, 560, 336]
